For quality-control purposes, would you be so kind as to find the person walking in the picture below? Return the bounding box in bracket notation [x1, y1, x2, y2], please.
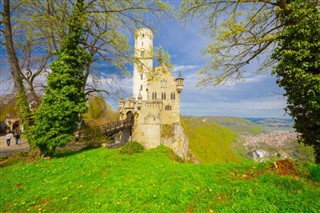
[6, 131, 12, 146]
[13, 130, 21, 145]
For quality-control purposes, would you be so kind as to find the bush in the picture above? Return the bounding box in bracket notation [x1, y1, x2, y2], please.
[309, 164, 320, 182]
[79, 125, 109, 148]
[120, 141, 144, 155]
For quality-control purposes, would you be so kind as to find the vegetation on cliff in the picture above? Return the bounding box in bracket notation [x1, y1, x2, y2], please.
[181, 116, 240, 163]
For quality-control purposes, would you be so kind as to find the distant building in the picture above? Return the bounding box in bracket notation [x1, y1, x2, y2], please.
[118, 28, 187, 155]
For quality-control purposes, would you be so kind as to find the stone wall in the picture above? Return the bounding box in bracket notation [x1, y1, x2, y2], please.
[133, 123, 161, 149]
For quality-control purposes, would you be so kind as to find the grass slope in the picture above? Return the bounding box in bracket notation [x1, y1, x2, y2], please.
[181, 116, 240, 163]
[1, 147, 319, 212]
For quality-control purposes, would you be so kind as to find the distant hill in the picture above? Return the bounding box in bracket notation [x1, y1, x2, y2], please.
[246, 118, 294, 131]
[181, 116, 240, 163]
[204, 116, 264, 135]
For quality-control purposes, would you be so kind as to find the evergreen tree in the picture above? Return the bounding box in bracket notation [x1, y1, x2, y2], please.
[32, 0, 90, 156]
[272, 0, 320, 163]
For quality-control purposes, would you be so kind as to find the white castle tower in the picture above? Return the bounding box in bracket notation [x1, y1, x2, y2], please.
[118, 28, 188, 159]
[133, 28, 153, 100]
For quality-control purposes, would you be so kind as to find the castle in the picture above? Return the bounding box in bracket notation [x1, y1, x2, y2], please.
[118, 28, 187, 153]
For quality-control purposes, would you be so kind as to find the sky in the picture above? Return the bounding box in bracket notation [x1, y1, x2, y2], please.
[0, 1, 289, 118]
[104, 15, 289, 118]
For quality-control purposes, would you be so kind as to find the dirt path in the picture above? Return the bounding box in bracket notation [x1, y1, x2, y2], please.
[0, 135, 30, 156]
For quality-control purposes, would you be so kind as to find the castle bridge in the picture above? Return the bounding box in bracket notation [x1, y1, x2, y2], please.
[75, 115, 134, 148]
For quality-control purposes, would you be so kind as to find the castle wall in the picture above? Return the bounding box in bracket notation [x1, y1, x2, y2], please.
[147, 65, 180, 124]
[131, 101, 162, 148]
[133, 123, 161, 149]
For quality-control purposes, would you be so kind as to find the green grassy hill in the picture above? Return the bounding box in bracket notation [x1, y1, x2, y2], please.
[181, 116, 240, 163]
[1, 147, 319, 212]
[206, 116, 264, 135]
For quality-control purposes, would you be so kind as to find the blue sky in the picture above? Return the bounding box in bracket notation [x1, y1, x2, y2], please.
[108, 14, 289, 118]
[0, 2, 289, 118]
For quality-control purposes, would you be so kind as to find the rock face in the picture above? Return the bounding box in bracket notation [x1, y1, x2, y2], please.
[161, 123, 189, 160]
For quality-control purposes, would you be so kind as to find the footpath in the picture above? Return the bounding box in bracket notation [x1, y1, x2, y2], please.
[0, 135, 30, 156]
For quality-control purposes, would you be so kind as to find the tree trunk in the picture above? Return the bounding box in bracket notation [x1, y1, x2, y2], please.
[3, 0, 33, 140]
[3, 0, 25, 96]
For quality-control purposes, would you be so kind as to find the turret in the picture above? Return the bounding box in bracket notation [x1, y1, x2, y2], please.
[133, 28, 154, 100]
[175, 71, 184, 93]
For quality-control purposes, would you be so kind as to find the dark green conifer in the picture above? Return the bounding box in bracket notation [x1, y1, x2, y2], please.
[33, 0, 90, 156]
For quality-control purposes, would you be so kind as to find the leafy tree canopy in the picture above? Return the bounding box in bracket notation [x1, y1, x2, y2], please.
[272, 0, 320, 163]
[179, 0, 319, 86]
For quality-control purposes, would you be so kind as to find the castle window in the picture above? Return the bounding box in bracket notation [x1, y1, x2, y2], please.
[141, 74, 143, 80]
[142, 41, 143, 46]
[141, 50, 145, 57]
[162, 92, 166, 100]
[171, 92, 175, 100]
[152, 92, 157, 100]
[165, 105, 172, 110]
[140, 85, 143, 91]
[161, 79, 167, 88]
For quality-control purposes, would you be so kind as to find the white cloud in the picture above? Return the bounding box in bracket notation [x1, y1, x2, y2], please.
[172, 65, 200, 73]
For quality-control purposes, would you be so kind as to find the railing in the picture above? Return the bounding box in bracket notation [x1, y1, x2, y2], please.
[98, 119, 133, 136]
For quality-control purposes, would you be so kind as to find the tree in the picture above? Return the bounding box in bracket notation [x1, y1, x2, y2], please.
[179, 0, 318, 85]
[1, 0, 33, 136]
[272, 0, 320, 163]
[2, 0, 172, 103]
[32, 0, 90, 156]
[179, 0, 320, 163]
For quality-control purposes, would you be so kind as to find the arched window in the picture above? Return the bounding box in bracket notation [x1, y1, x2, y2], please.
[141, 50, 145, 57]
[165, 105, 172, 110]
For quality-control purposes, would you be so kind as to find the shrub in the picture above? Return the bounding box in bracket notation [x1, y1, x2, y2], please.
[309, 164, 320, 182]
[79, 125, 109, 148]
[120, 141, 144, 155]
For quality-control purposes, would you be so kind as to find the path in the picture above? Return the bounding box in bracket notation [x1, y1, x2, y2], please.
[0, 135, 30, 156]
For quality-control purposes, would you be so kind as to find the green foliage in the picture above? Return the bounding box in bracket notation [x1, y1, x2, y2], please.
[161, 124, 175, 138]
[0, 99, 16, 121]
[83, 96, 118, 126]
[1, 148, 320, 212]
[179, 0, 286, 86]
[80, 125, 109, 148]
[16, 92, 34, 140]
[181, 116, 240, 163]
[272, 0, 320, 163]
[119, 141, 145, 155]
[308, 164, 320, 182]
[32, 0, 90, 156]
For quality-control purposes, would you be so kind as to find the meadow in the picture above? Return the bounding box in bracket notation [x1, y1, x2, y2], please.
[1, 146, 320, 212]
